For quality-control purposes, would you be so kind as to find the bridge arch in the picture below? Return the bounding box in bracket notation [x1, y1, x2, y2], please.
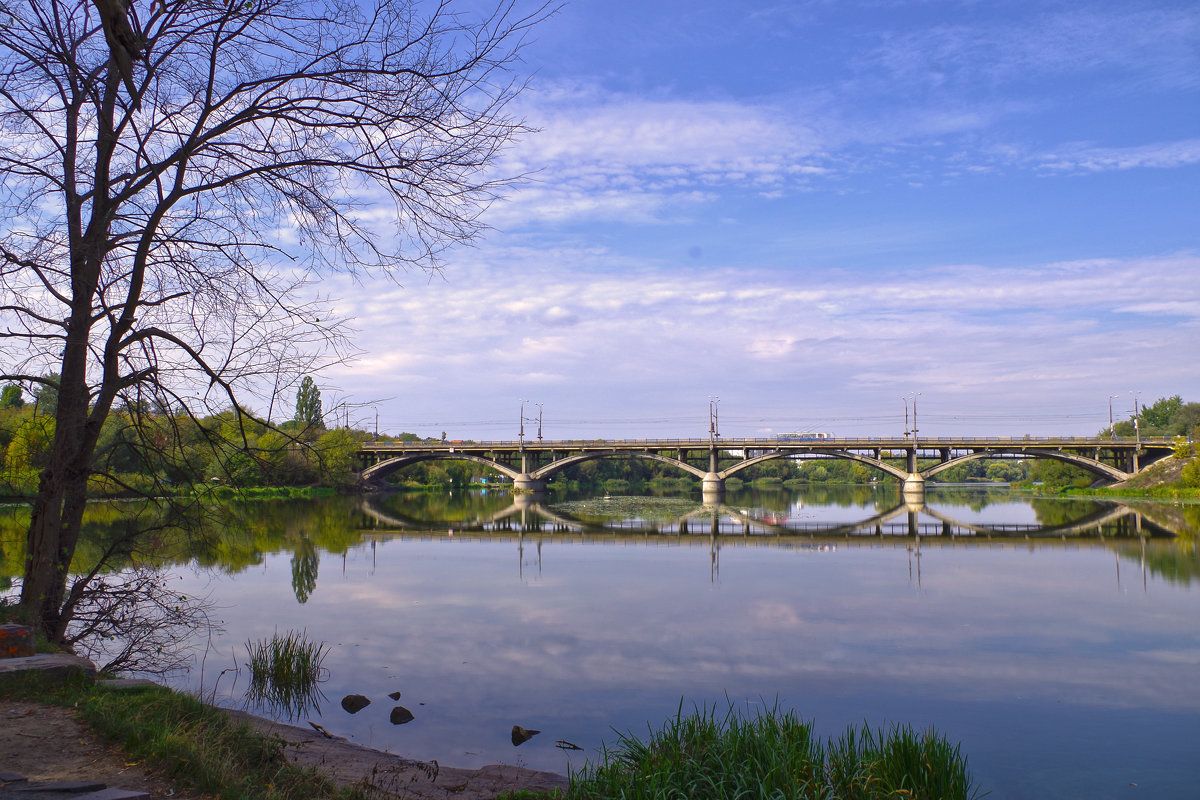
[920, 449, 1129, 483]
[531, 451, 708, 482]
[721, 450, 910, 482]
[361, 453, 521, 483]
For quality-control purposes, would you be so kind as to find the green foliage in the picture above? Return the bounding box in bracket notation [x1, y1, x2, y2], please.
[0, 384, 23, 408]
[1028, 458, 1093, 490]
[294, 376, 323, 429]
[1105, 395, 1200, 438]
[985, 460, 1027, 482]
[2, 413, 54, 493]
[1181, 459, 1200, 489]
[567, 702, 982, 800]
[314, 427, 359, 488]
[31, 374, 59, 416]
[1140, 395, 1184, 430]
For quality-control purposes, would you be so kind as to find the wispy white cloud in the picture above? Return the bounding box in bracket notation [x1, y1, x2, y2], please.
[1037, 138, 1200, 173]
[323, 250, 1200, 437]
[859, 6, 1200, 92]
[491, 91, 831, 226]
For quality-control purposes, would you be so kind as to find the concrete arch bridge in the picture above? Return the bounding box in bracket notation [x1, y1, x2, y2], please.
[358, 435, 1174, 498]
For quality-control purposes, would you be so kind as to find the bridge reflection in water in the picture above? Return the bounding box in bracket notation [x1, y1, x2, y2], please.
[355, 492, 1174, 586]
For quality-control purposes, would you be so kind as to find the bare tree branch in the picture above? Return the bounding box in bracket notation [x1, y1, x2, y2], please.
[0, 0, 549, 637]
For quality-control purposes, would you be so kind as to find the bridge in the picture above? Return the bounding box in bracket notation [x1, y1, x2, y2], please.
[357, 435, 1176, 497]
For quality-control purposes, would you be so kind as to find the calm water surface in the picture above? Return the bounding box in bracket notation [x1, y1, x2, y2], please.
[160, 487, 1199, 799]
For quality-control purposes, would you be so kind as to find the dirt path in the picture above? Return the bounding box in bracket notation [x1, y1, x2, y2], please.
[1, 699, 567, 800]
[0, 700, 210, 799]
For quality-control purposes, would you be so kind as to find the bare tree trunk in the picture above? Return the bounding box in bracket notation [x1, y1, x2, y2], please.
[21, 332, 104, 637]
[2, 0, 544, 646]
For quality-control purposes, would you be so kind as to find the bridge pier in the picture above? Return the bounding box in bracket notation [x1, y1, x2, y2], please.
[902, 473, 925, 500]
[513, 473, 546, 492]
[702, 472, 725, 497]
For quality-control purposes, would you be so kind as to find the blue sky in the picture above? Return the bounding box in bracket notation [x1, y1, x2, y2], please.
[321, 0, 1199, 439]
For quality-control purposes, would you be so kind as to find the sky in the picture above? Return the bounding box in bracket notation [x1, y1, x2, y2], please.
[319, 0, 1200, 440]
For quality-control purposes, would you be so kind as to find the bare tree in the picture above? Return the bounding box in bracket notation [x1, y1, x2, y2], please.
[0, 0, 544, 638]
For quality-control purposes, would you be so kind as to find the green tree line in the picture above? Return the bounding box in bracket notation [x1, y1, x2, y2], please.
[0, 382, 369, 497]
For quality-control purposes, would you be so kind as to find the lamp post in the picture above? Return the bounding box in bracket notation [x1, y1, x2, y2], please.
[708, 396, 720, 443]
[536, 402, 543, 442]
[518, 399, 526, 445]
[1108, 395, 1119, 437]
[903, 392, 921, 440]
[1130, 391, 1141, 443]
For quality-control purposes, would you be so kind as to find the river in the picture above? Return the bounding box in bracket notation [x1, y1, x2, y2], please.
[6, 485, 1199, 798]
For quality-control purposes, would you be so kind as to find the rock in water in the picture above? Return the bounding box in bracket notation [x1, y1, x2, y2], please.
[390, 706, 415, 725]
[511, 724, 541, 746]
[341, 694, 371, 714]
[388, 691, 402, 700]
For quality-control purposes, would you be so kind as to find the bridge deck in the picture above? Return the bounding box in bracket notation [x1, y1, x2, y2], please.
[362, 435, 1172, 451]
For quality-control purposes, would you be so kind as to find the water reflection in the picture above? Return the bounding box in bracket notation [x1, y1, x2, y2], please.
[150, 487, 1200, 800]
[5, 487, 1199, 799]
[349, 489, 1189, 593]
[358, 489, 1180, 540]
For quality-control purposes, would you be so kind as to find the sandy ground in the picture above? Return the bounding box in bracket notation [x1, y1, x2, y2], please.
[0, 699, 567, 799]
[1, 700, 210, 799]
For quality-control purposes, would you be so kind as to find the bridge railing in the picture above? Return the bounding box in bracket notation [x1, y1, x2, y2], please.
[360, 435, 1171, 450]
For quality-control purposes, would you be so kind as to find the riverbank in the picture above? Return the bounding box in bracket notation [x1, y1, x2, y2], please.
[0, 667, 566, 800]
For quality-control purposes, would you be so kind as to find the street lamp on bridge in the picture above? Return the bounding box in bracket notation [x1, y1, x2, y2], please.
[709, 396, 720, 443]
[519, 399, 543, 444]
[518, 398, 527, 445]
[1108, 395, 1119, 437]
[903, 393, 921, 441]
[1130, 390, 1142, 444]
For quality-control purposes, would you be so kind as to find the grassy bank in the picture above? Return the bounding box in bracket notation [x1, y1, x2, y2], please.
[1056, 485, 1200, 502]
[0, 674, 364, 800]
[192, 485, 338, 501]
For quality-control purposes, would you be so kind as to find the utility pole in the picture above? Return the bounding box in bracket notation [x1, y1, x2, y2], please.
[1131, 390, 1141, 443]
[708, 396, 720, 443]
[518, 399, 526, 445]
[1108, 395, 1119, 437]
[536, 402, 543, 442]
[903, 392, 920, 440]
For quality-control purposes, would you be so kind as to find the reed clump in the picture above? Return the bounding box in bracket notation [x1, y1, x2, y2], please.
[244, 629, 328, 717]
[566, 701, 984, 800]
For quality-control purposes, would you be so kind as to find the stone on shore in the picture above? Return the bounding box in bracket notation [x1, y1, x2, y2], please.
[0, 654, 96, 689]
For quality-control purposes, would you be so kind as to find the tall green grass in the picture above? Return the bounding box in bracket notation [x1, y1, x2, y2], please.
[80, 683, 363, 800]
[566, 701, 985, 800]
[244, 629, 328, 718]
